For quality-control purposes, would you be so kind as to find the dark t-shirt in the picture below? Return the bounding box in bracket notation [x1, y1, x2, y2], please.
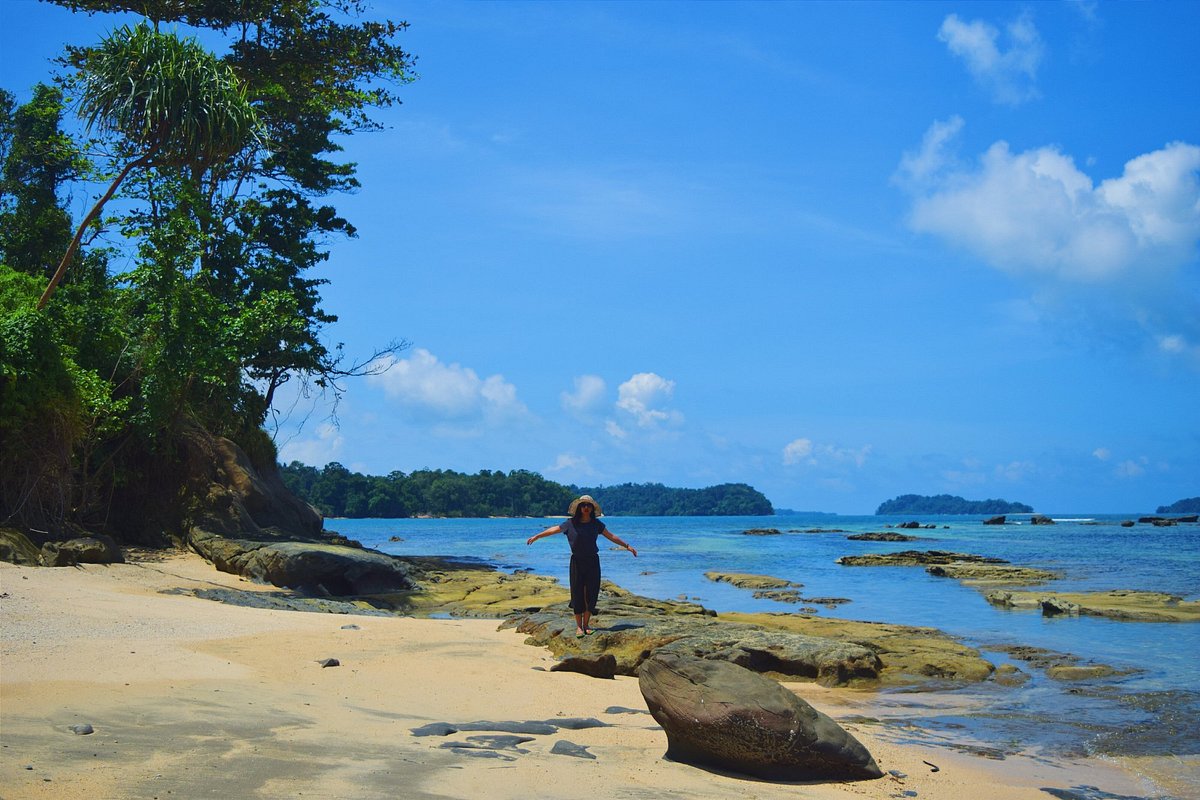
[559, 518, 606, 555]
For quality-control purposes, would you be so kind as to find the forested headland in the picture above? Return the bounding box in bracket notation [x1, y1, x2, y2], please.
[875, 494, 1033, 515]
[1157, 497, 1200, 514]
[1, 2, 415, 545]
[278, 462, 774, 518]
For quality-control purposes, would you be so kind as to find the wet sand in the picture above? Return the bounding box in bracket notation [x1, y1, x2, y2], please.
[0, 552, 1168, 799]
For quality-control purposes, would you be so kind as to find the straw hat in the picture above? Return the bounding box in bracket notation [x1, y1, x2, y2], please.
[568, 495, 603, 517]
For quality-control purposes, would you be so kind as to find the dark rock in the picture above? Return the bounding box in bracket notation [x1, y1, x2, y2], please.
[846, 532, 918, 541]
[442, 734, 533, 752]
[317, 658, 340, 668]
[411, 720, 560, 736]
[190, 535, 413, 596]
[1120, 520, 1135, 527]
[1176, 515, 1199, 523]
[1152, 519, 1176, 527]
[837, 550, 1007, 567]
[743, 528, 783, 536]
[551, 717, 609, 730]
[551, 653, 617, 679]
[340, 624, 360, 630]
[1030, 515, 1056, 525]
[606, 706, 651, 715]
[983, 516, 1006, 525]
[68, 724, 94, 735]
[1138, 517, 1165, 524]
[551, 740, 596, 759]
[388, 535, 404, 542]
[638, 652, 883, 781]
[40, 534, 124, 567]
[897, 521, 922, 529]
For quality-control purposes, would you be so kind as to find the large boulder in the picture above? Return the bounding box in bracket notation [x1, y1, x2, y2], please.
[189, 533, 412, 595]
[638, 652, 882, 781]
[40, 534, 124, 566]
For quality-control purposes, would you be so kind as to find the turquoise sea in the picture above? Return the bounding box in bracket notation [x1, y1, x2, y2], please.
[333, 513, 1199, 780]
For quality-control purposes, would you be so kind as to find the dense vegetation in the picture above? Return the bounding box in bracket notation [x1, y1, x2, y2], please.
[1157, 497, 1200, 514]
[576, 482, 773, 516]
[1, 2, 414, 542]
[279, 462, 575, 519]
[278, 462, 775, 518]
[875, 494, 1033, 515]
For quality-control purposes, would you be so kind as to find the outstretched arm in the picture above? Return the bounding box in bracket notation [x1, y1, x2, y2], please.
[601, 529, 637, 557]
[526, 524, 563, 546]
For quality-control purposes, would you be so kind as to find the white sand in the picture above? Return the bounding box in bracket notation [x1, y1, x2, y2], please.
[0, 553, 1165, 800]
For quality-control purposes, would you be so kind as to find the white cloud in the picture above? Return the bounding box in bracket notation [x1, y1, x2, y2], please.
[938, 12, 1043, 105]
[994, 460, 1036, 482]
[547, 453, 596, 479]
[1115, 458, 1147, 478]
[903, 126, 1200, 282]
[561, 374, 607, 416]
[1157, 335, 1187, 354]
[605, 420, 628, 440]
[616, 372, 683, 428]
[277, 422, 343, 467]
[1093, 447, 1112, 461]
[782, 438, 813, 465]
[782, 437, 871, 468]
[368, 348, 525, 420]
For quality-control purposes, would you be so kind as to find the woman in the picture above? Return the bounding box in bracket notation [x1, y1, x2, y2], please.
[526, 495, 637, 637]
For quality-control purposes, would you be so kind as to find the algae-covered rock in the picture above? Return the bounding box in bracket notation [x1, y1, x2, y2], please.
[0, 528, 42, 565]
[41, 534, 124, 566]
[837, 550, 1007, 567]
[925, 562, 1059, 586]
[705, 572, 801, 590]
[986, 589, 1200, 622]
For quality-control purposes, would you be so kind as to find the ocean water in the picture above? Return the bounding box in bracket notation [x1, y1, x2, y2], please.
[332, 513, 1200, 770]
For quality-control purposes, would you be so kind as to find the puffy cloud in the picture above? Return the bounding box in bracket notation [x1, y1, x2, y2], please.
[368, 348, 525, 420]
[548, 453, 596, 479]
[902, 125, 1200, 282]
[938, 12, 1043, 105]
[277, 422, 343, 466]
[616, 372, 683, 428]
[782, 438, 813, 465]
[561, 374, 607, 416]
[782, 437, 871, 468]
[1092, 447, 1112, 461]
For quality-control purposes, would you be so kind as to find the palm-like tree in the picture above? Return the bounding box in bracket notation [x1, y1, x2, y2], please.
[38, 22, 259, 309]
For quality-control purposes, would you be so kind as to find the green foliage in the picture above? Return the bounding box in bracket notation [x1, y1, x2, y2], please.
[279, 463, 574, 519]
[874, 494, 1034, 515]
[575, 482, 774, 516]
[0, 85, 82, 278]
[1156, 497, 1200, 514]
[1, 2, 416, 541]
[278, 463, 775, 519]
[72, 22, 260, 170]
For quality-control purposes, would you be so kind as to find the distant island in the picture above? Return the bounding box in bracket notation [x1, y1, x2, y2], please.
[576, 482, 773, 516]
[279, 462, 773, 518]
[876, 494, 1033, 515]
[1157, 497, 1200, 514]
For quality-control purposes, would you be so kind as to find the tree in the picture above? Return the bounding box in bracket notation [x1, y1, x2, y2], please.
[38, 21, 259, 309]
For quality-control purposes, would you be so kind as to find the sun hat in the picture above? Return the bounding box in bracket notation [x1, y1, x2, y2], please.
[568, 495, 603, 517]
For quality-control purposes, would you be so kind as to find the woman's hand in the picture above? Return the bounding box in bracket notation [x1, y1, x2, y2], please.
[526, 535, 536, 546]
[627, 545, 638, 557]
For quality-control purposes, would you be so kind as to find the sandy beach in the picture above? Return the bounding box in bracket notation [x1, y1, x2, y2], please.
[0, 552, 1168, 800]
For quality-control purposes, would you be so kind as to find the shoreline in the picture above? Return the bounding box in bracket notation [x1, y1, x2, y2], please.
[0, 552, 1179, 799]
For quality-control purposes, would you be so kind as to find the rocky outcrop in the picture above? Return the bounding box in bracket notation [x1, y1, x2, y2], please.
[846, 531, 918, 541]
[0, 527, 123, 567]
[986, 589, 1200, 622]
[40, 534, 124, 566]
[1030, 515, 1055, 525]
[837, 550, 1007, 567]
[925, 562, 1059, 586]
[705, 572, 800, 590]
[182, 428, 322, 544]
[743, 528, 783, 536]
[638, 652, 882, 781]
[189, 533, 413, 595]
[983, 516, 1006, 525]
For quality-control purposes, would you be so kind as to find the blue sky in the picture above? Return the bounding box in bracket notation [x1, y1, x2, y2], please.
[3, 1, 1198, 513]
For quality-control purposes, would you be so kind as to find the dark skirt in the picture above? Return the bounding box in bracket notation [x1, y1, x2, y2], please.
[568, 552, 601, 614]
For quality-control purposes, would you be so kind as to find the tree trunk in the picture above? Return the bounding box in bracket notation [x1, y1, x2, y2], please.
[37, 150, 155, 310]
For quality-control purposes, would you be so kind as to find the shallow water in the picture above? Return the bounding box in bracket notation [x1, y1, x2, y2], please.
[333, 513, 1200, 767]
